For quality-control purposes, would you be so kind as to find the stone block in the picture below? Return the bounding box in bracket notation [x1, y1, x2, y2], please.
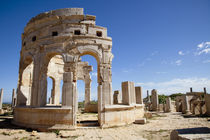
[170, 127, 210, 140]
[122, 81, 136, 105]
[134, 118, 146, 124]
[135, 86, 143, 104]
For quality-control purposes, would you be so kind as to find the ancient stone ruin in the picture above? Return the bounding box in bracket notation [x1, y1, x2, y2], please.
[13, 8, 145, 130]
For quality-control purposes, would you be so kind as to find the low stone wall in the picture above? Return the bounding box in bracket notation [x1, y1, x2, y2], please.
[13, 106, 74, 130]
[102, 104, 144, 128]
[85, 103, 98, 113]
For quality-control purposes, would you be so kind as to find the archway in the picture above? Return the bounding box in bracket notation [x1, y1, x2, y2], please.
[46, 54, 64, 106]
[17, 56, 34, 106]
[76, 55, 99, 127]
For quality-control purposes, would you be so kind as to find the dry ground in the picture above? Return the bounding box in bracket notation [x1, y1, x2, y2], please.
[0, 112, 210, 140]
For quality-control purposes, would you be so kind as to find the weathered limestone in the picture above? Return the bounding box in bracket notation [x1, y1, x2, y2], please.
[14, 7, 145, 130]
[122, 81, 136, 105]
[14, 8, 130, 129]
[113, 90, 120, 104]
[0, 89, 3, 109]
[12, 89, 16, 108]
[135, 86, 143, 104]
[134, 118, 146, 124]
[151, 89, 159, 111]
[165, 97, 172, 112]
[205, 94, 210, 116]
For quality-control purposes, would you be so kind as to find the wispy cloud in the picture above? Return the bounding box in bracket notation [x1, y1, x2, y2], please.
[203, 60, 210, 63]
[151, 51, 159, 56]
[137, 77, 210, 95]
[122, 70, 129, 73]
[175, 60, 182, 66]
[156, 72, 167, 74]
[195, 42, 210, 55]
[178, 51, 184, 55]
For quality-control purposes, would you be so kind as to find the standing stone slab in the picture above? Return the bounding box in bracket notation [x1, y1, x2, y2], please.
[122, 81, 136, 105]
[0, 89, 3, 109]
[135, 86, 143, 104]
[151, 89, 159, 111]
[165, 97, 172, 112]
[12, 89, 16, 108]
[205, 94, 210, 116]
[113, 90, 120, 104]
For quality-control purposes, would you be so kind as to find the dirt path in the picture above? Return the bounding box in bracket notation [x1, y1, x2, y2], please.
[0, 112, 209, 140]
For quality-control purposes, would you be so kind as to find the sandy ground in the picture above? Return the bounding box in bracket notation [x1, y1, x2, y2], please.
[0, 112, 210, 140]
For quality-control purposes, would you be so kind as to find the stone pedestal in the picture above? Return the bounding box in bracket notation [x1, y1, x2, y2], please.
[122, 81, 136, 105]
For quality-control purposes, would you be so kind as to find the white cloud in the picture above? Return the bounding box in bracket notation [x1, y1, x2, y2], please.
[175, 60, 182, 66]
[203, 60, 210, 63]
[91, 72, 97, 77]
[151, 51, 158, 56]
[178, 51, 184, 55]
[137, 77, 210, 96]
[196, 42, 210, 55]
[156, 72, 167, 74]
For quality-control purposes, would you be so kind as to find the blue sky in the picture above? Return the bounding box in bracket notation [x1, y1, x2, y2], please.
[0, 0, 210, 102]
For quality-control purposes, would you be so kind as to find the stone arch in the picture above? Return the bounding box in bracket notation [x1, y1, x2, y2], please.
[16, 56, 34, 106]
[77, 45, 103, 84]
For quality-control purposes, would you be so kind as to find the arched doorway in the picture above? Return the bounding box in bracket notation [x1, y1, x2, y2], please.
[47, 54, 64, 106]
[76, 55, 99, 126]
[17, 56, 34, 106]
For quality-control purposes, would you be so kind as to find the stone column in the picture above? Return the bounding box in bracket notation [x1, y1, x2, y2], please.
[151, 89, 159, 111]
[135, 86, 143, 104]
[52, 79, 61, 105]
[122, 81, 136, 105]
[147, 90, 150, 102]
[165, 97, 172, 112]
[0, 89, 3, 109]
[184, 95, 190, 114]
[48, 97, 52, 104]
[204, 87, 207, 94]
[84, 80, 91, 108]
[62, 62, 77, 126]
[12, 89, 16, 108]
[98, 63, 113, 126]
[113, 90, 120, 104]
[190, 87, 193, 93]
[31, 55, 47, 107]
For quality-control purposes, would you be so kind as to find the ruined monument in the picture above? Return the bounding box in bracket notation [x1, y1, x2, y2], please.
[165, 97, 172, 112]
[13, 8, 144, 130]
[151, 89, 159, 111]
[175, 88, 208, 115]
